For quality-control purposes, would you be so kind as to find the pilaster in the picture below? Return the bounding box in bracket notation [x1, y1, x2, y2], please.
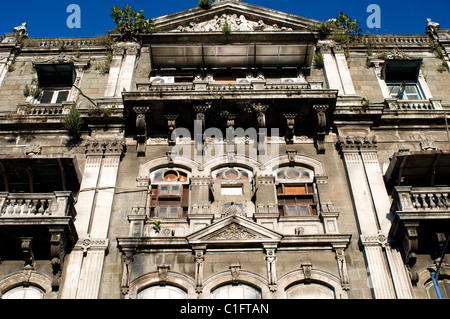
[338, 135, 414, 299]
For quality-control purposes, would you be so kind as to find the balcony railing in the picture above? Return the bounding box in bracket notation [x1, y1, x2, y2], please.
[391, 186, 450, 213]
[0, 191, 76, 218]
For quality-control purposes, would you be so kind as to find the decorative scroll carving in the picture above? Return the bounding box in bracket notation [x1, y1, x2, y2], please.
[172, 14, 293, 33]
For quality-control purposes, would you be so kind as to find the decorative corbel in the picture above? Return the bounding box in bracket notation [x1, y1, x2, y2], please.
[334, 247, 350, 290]
[165, 114, 179, 146]
[158, 264, 170, 286]
[20, 237, 34, 270]
[403, 223, 419, 267]
[313, 105, 329, 154]
[230, 264, 241, 285]
[283, 114, 297, 144]
[49, 229, 66, 291]
[121, 249, 135, 295]
[253, 103, 269, 129]
[302, 263, 312, 284]
[286, 149, 297, 166]
[264, 245, 278, 292]
[193, 103, 211, 128]
[134, 106, 150, 157]
[194, 248, 206, 293]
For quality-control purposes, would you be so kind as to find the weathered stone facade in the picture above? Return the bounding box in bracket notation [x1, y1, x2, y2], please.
[0, 0, 449, 300]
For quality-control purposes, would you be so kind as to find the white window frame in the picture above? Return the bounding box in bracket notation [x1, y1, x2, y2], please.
[386, 81, 425, 100]
[40, 88, 71, 104]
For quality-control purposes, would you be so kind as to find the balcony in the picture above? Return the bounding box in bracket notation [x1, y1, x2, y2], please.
[389, 186, 450, 266]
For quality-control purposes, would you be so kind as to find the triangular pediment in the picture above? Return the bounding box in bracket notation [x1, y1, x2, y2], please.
[153, 1, 318, 33]
[187, 214, 282, 245]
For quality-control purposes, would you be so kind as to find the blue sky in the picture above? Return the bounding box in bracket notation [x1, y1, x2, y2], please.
[1, 0, 448, 38]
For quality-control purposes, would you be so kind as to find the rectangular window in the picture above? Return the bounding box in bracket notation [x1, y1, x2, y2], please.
[277, 182, 317, 217]
[40, 89, 70, 104]
[221, 185, 243, 196]
[155, 207, 182, 218]
[386, 82, 423, 100]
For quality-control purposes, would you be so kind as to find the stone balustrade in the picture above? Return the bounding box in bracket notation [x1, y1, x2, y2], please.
[385, 98, 442, 111]
[0, 191, 76, 218]
[136, 80, 311, 93]
[391, 186, 450, 213]
[16, 102, 72, 116]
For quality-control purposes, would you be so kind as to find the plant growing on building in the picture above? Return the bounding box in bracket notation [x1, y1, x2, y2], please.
[222, 21, 232, 36]
[63, 105, 84, 137]
[198, 0, 212, 10]
[7, 64, 15, 72]
[314, 51, 324, 69]
[110, 5, 159, 40]
[438, 59, 448, 73]
[23, 84, 43, 100]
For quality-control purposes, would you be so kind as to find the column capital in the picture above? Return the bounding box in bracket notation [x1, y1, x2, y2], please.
[337, 135, 377, 153]
[84, 138, 126, 158]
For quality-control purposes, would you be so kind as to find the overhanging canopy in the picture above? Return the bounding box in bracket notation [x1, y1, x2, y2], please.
[150, 44, 313, 69]
[384, 150, 450, 187]
[0, 155, 81, 193]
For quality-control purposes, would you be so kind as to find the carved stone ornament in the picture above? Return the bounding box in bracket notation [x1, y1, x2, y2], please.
[85, 138, 126, 158]
[24, 144, 42, 156]
[14, 22, 28, 39]
[172, 14, 293, 33]
[221, 203, 247, 218]
[337, 135, 378, 152]
[206, 224, 258, 240]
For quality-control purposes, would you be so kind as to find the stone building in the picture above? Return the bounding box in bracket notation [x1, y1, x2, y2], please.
[0, 0, 449, 300]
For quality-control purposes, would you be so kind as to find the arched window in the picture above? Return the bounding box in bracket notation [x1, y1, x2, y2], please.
[137, 285, 187, 299]
[211, 284, 261, 299]
[2, 286, 44, 299]
[149, 168, 191, 218]
[285, 283, 335, 299]
[273, 166, 318, 216]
